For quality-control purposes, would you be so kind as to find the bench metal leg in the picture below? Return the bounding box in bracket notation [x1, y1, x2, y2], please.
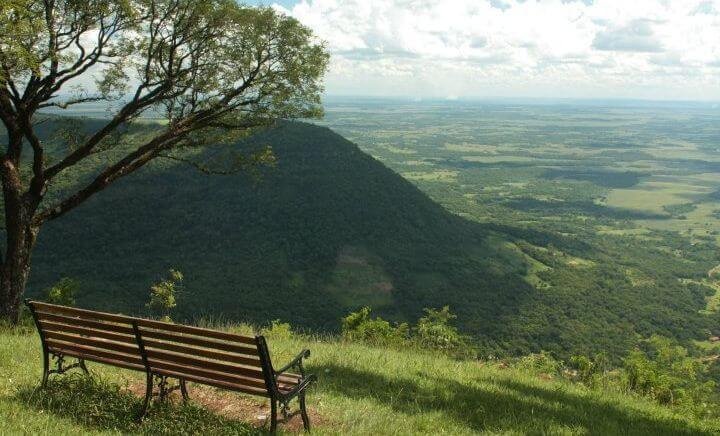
[137, 372, 153, 421]
[299, 392, 311, 432]
[270, 398, 278, 433]
[79, 359, 89, 375]
[42, 353, 88, 387]
[41, 351, 50, 388]
[180, 379, 189, 401]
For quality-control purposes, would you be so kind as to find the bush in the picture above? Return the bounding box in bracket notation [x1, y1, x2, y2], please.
[261, 319, 293, 339]
[45, 277, 79, 306]
[568, 352, 616, 388]
[146, 269, 183, 322]
[622, 335, 715, 416]
[414, 306, 470, 356]
[341, 307, 408, 346]
[568, 355, 594, 382]
[516, 351, 563, 377]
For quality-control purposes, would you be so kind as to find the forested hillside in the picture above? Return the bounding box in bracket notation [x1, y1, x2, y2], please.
[20, 120, 718, 359]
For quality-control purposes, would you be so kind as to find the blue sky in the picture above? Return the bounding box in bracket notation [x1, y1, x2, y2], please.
[253, 0, 720, 101]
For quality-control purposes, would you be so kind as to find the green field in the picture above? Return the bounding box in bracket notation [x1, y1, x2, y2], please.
[1, 325, 717, 435]
[321, 99, 720, 343]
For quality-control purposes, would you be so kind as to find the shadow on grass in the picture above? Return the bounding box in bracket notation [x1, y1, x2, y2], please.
[315, 363, 714, 435]
[13, 375, 264, 435]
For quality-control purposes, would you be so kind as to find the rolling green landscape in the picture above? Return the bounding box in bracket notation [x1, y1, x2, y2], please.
[321, 98, 720, 353]
[3, 99, 720, 432]
[22, 101, 720, 362]
[4, 0, 720, 433]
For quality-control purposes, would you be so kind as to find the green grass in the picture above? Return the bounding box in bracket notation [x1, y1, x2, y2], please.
[1, 326, 718, 435]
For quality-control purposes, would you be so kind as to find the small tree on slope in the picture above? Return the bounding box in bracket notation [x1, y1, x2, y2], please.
[146, 269, 182, 322]
[0, 0, 329, 323]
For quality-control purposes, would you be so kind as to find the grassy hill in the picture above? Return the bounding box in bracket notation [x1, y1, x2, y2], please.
[1, 325, 718, 435]
[13, 120, 717, 360]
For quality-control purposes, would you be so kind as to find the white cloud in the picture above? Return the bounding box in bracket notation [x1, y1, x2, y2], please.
[592, 19, 664, 52]
[276, 0, 720, 100]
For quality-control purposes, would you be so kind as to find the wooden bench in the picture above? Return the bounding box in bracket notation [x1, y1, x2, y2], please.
[25, 300, 316, 432]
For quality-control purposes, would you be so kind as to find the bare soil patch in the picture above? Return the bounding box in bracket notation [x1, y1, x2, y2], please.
[125, 381, 326, 432]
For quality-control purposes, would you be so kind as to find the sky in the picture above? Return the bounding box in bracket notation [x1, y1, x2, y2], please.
[250, 0, 720, 101]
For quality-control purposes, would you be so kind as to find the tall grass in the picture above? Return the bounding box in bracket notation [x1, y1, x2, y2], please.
[0, 324, 717, 435]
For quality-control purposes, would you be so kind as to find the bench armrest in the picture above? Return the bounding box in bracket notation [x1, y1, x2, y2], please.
[279, 373, 316, 401]
[275, 349, 310, 377]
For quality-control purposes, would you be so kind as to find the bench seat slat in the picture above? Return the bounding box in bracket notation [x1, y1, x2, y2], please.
[154, 368, 270, 397]
[144, 348, 265, 380]
[36, 311, 135, 335]
[39, 320, 136, 344]
[45, 340, 144, 367]
[44, 330, 139, 355]
[141, 338, 261, 367]
[148, 360, 268, 390]
[138, 328, 259, 356]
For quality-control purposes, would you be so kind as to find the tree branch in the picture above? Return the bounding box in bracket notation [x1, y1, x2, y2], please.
[34, 131, 184, 224]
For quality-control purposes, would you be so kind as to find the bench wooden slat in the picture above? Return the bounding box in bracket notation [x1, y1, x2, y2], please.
[31, 301, 134, 325]
[45, 339, 144, 367]
[136, 320, 256, 345]
[148, 360, 268, 390]
[31, 301, 256, 345]
[138, 328, 259, 356]
[44, 331, 139, 355]
[36, 311, 135, 335]
[39, 320, 136, 344]
[46, 345, 146, 372]
[155, 368, 270, 397]
[277, 373, 302, 384]
[144, 348, 265, 380]
[142, 338, 261, 367]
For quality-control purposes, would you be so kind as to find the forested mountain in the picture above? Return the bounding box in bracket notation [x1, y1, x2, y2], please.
[24, 121, 717, 359]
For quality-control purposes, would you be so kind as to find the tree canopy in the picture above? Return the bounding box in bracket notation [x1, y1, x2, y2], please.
[0, 0, 329, 322]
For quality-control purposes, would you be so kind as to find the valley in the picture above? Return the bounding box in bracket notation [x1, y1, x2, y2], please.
[319, 98, 720, 355]
[20, 99, 720, 361]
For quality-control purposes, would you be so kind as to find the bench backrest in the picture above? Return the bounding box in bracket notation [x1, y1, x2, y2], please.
[133, 320, 272, 397]
[26, 300, 278, 397]
[27, 301, 145, 371]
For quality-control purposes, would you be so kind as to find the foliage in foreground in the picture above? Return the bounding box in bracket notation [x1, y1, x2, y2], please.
[340, 306, 471, 357]
[337, 307, 719, 421]
[1, 323, 719, 435]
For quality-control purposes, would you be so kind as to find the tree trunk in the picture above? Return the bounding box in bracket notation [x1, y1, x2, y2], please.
[0, 153, 40, 324]
[0, 229, 35, 324]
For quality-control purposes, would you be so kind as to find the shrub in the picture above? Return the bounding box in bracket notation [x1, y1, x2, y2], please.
[341, 307, 408, 346]
[516, 351, 563, 377]
[146, 269, 183, 322]
[568, 355, 594, 382]
[623, 335, 715, 416]
[262, 319, 293, 339]
[45, 277, 79, 306]
[414, 306, 470, 355]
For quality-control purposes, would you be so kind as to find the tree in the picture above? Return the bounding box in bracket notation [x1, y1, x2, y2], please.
[0, 0, 329, 323]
